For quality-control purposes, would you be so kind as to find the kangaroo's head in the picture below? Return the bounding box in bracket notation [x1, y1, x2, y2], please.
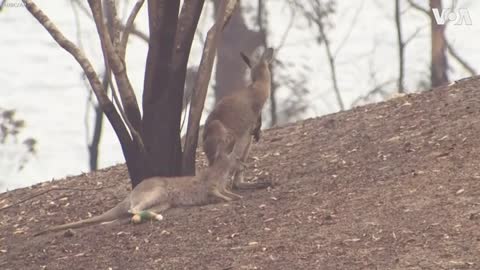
[240, 48, 274, 82]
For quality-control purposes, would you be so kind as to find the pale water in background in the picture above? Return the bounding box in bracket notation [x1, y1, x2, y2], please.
[0, 0, 478, 191]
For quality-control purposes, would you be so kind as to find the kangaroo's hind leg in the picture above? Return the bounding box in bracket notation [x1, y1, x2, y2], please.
[221, 187, 243, 199]
[231, 134, 250, 188]
[212, 187, 235, 202]
[232, 135, 270, 190]
[128, 180, 168, 215]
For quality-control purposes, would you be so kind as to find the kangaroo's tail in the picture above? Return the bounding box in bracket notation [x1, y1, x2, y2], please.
[34, 199, 129, 236]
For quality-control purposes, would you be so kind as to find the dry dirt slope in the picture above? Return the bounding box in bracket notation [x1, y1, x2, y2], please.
[1, 77, 480, 269]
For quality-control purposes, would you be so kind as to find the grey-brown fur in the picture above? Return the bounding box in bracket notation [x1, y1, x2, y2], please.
[34, 152, 243, 236]
[203, 48, 274, 189]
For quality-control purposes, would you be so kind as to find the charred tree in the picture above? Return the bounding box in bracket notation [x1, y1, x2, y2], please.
[429, 0, 449, 87]
[25, 0, 236, 187]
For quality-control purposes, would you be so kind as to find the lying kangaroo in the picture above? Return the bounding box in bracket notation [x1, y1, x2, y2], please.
[203, 48, 274, 189]
[34, 150, 243, 236]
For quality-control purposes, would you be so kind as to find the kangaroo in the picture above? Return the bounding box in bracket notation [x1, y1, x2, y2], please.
[203, 119, 244, 199]
[34, 150, 244, 236]
[203, 48, 274, 190]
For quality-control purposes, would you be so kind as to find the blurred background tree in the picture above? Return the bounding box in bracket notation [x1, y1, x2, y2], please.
[0, 108, 36, 188]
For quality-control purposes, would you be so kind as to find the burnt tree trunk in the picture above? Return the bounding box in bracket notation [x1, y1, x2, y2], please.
[25, 0, 220, 188]
[430, 0, 449, 87]
[142, 0, 204, 179]
[142, 1, 180, 178]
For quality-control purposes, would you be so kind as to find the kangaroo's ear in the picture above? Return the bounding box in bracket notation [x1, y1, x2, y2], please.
[262, 48, 274, 63]
[240, 52, 252, 68]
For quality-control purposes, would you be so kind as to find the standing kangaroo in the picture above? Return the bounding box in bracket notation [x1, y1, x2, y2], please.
[203, 48, 274, 189]
[34, 148, 244, 236]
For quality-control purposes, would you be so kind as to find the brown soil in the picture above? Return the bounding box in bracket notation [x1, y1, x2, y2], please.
[1, 77, 480, 270]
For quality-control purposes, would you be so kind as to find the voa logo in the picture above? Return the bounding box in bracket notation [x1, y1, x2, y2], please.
[432, 7, 472, 26]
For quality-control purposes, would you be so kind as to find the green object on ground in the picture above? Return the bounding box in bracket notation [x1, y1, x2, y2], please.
[138, 211, 163, 222]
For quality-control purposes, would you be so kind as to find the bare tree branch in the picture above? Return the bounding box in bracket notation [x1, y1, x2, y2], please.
[119, 0, 145, 59]
[71, 0, 149, 44]
[88, 0, 143, 135]
[93, 0, 147, 157]
[108, 71, 146, 155]
[351, 79, 396, 106]
[395, 0, 405, 92]
[275, 6, 296, 53]
[22, 0, 135, 176]
[71, 0, 94, 18]
[71, 0, 112, 171]
[310, 1, 344, 111]
[334, 0, 364, 57]
[404, 26, 424, 45]
[447, 42, 476, 76]
[105, 0, 121, 49]
[130, 26, 149, 42]
[292, 0, 343, 111]
[406, 0, 429, 15]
